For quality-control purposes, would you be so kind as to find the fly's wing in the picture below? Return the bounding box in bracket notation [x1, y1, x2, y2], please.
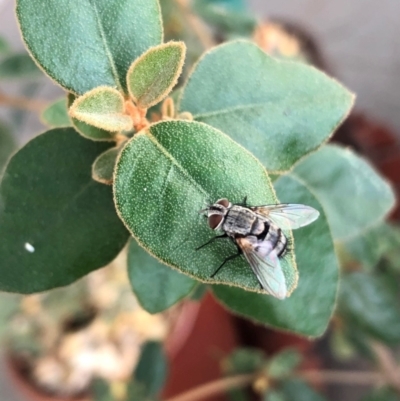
[252, 204, 319, 230]
[236, 237, 287, 299]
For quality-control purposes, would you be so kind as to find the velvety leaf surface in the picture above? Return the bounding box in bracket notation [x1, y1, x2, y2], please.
[127, 238, 196, 314]
[0, 53, 40, 79]
[292, 145, 395, 240]
[179, 41, 354, 172]
[127, 42, 186, 108]
[267, 349, 301, 379]
[212, 175, 338, 337]
[114, 120, 297, 295]
[134, 342, 167, 397]
[0, 128, 129, 293]
[17, 0, 163, 94]
[41, 98, 71, 128]
[68, 93, 114, 141]
[69, 87, 132, 132]
[223, 348, 265, 374]
[338, 272, 400, 344]
[92, 142, 125, 185]
[0, 120, 17, 174]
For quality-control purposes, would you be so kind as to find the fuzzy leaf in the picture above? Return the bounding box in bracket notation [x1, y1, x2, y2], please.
[68, 93, 114, 141]
[0, 120, 17, 174]
[134, 342, 167, 397]
[292, 145, 395, 240]
[128, 238, 196, 314]
[223, 348, 265, 375]
[92, 143, 125, 185]
[17, 0, 163, 95]
[212, 175, 338, 337]
[338, 272, 400, 345]
[281, 380, 327, 401]
[267, 349, 301, 379]
[127, 42, 186, 108]
[0, 53, 40, 79]
[179, 41, 354, 172]
[114, 120, 297, 296]
[0, 128, 129, 293]
[41, 98, 70, 128]
[69, 87, 132, 132]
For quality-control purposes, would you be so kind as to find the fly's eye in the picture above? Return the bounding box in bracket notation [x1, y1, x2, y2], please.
[216, 198, 230, 208]
[208, 214, 223, 230]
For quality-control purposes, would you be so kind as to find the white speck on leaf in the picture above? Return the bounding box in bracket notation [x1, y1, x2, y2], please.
[25, 243, 35, 253]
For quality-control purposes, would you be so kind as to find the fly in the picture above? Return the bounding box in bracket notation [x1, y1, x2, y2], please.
[197, 197, 319, 299]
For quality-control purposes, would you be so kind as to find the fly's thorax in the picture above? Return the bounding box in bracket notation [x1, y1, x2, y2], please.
[222, 205, 259, 236]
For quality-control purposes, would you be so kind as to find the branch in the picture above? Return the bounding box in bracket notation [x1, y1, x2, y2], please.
[0, 91, 47, 112]
[164, 373, 254, 401]
[299, 369, 384, 386]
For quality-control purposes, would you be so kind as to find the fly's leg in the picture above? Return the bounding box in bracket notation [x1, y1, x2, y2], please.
[196, 234, 228, 251]
[210, 252, 241, 278]
[237, 196, 248, 207]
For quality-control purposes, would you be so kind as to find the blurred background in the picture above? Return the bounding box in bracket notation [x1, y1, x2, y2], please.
[1, 1, 400, 401]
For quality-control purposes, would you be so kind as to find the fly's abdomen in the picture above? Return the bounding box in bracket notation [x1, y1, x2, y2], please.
[266, 225, 288, 257]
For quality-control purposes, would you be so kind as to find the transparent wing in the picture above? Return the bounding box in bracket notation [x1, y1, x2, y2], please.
[252, 204, 320, 230]
[236, 237, 287, 299]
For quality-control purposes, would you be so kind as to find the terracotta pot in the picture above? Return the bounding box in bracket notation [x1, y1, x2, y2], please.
[5, 355, 90, 401]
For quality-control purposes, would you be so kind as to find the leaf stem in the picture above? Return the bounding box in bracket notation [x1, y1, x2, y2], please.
[0, 90, 47, 112]
[164, 373, 255, 401]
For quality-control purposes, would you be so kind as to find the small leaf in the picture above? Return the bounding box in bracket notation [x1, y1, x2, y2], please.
[267, 349, 301, 379]
[264, 390, 286, 401]
[0, 120, 17, 174]
[281, 379, 327, 401]
[127, 42, 186, 108]
[69, 87, 132, 132]
[292, 145, 395, 240]
[223, 348, 265, 375]
[41, 98, 70, 128]
[0, 128, 129, 293]
[179, 41, 354, 172]
[0, 53, 40, 79]
[92, 142, 125, 185]
[128, 238, 196, 314]
[92, 378, 112, 401]
[212, 175, 338, 337]
[68, 93, 114, 141]
[0, 36, 10, 54]
[17, 0, 163, 94]
[361, 387, 399, 401]
[134, 341, 167, 397]
[113, 120, 297, 296]
[338, 272, 400, 345]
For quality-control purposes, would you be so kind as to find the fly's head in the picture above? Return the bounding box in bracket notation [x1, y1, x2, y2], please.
[200, 198, 232, 231]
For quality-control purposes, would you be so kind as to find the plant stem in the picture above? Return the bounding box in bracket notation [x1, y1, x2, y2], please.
[0, 90, 47, 112]
[164, 373, 255, 401]
[299, 369, 384, 385]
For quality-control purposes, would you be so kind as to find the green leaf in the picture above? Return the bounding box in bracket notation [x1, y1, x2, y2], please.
[41, 98, 71, 128]
[113, 120, 297, 296]
[179, 41, 354, 172]
[264, 390, 286, 401]
[68, 93, 115, 141]
[69, 86, 132, 132]
[128, 238, 196, 314]
[17, 0, 163, 95]
[0, 53, 40, 79]
[127, 42, 186, 108]
[361, 387, 399, 401]
[0, 120, 17, 174]
[292, 145, 395, 240]
[0, 128, 129, 293]
[281, 379, 327, 401]
[212, 175, 338, 337]
[92, 378, 113, 401]
[267, 349, 301, 379]
[224, 348, 265, 374]
[134, 341, 167, 397]
[92, 142, 125, 185]
[339, 272, 400, 345]
[0, 36, 10, 54]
